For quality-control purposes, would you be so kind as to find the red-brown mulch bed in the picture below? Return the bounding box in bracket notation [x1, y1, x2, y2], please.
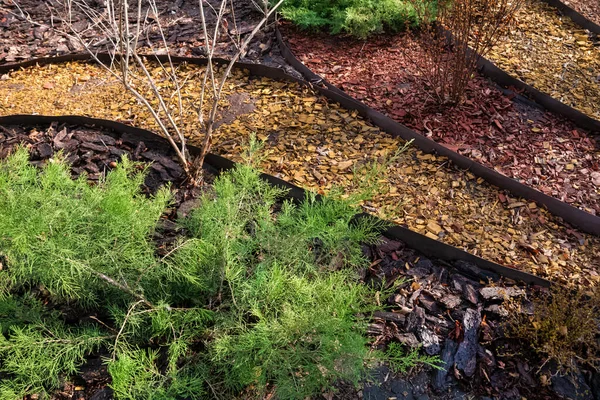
[282, 26, 600, 216]
[561, 0, 600, 26]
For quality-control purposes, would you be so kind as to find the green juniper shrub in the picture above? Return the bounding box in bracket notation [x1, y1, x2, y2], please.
[0, 148, 172, 308]
[0, 148, 212, 398]
[384, 342, 444, 374]
[278, 0, 436, 38]
[0, 317, 108, 398]
[0, 145, 437, 399]
[108, 347, 208, 400]
[0, 293, 46, 334]
[174, 163, 382, 399]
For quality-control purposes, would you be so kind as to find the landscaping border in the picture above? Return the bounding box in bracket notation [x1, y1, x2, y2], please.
[475, 55, 600, 132]
[0, 112, 552, 288]
[273, 30, 600, 236]
[539, 0, 600, 34]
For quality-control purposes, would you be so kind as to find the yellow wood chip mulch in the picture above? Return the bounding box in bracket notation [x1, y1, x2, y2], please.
[488, 0, 600, 121]
[0, 61, 598, 286]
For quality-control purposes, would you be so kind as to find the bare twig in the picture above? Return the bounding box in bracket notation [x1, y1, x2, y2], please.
[191, 0, 285, 179]
[407, 0, 523, 105]
[89, 269, 157, 310]
[112, 299, 145, 360]
[54, 0, 284, 184]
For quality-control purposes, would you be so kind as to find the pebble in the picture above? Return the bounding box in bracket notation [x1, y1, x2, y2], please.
[417, 327, 441, 355]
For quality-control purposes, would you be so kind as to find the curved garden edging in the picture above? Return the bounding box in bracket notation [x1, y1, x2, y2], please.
[475, 54, 600, 133]
[0, 112, 552, 288]
[274, 29, 600, 236]
[539, 0, 600, 34]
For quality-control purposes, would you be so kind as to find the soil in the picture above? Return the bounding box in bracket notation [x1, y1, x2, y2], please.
[561, 0, 600, 26]
[280, 25, 600, 218]
[2, 121, 599, 400]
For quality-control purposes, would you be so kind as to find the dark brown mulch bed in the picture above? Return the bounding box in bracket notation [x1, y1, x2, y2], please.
[0, 121, 203, 198]
[561, 0, 600, 26]
[2, 122, 598, 400]
[281, 25, 600, 217]
[0, 0, 294, 72]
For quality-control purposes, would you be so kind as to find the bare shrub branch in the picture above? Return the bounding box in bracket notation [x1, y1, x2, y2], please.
[408, 0, 524, 105]
[54, 0, 283, 184]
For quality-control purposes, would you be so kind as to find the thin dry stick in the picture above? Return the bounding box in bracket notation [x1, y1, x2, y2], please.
[62, 0, 191, 173]
[112, 299, 145, 360]
[57, 0, 284, 183]
[198, 0, 227, 128]
[89, 269, 157, 309]
[192, 0, 285, 176]
[147, 0, 186, 140]
[407, 0, 522, 105]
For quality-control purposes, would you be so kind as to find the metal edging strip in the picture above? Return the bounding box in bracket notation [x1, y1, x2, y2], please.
[274, 28, 600, 236]
[0, 113, 554, 287]
[539, 0, 600, 34]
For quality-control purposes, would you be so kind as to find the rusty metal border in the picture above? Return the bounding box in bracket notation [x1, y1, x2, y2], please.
[274, 29, 600, 235]
[0, 113, 553, 287]
[539, 0, 600, 34]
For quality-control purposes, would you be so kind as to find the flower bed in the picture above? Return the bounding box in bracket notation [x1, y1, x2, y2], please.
[2, 120, 597, 400]
[1, 60, 598, 285]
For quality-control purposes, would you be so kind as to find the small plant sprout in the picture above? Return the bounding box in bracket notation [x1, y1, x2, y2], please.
[384, 342, 444, 374]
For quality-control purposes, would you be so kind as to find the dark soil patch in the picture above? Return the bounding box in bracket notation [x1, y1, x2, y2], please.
[0, 121, 206, 196]
[215, 92, 256, 129]
[281, 25, 600, 216]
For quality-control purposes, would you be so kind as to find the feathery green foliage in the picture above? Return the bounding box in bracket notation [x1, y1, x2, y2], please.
[384, 342, 444, 374]
[279, 0, 436, 38]
[0, 146, 431, 399]
[108, 348, 208, 400]
[0, 148, 212, 398]
[174, 163, 382, 399]
[0, 147, 171, 307]
[0, 317, 108, 398]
